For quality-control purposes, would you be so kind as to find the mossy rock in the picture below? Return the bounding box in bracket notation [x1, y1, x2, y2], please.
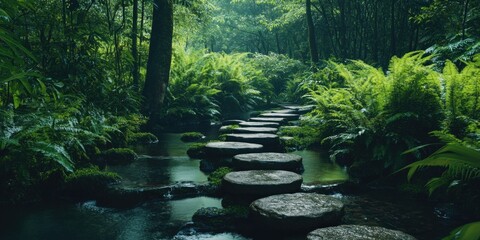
[64, 167, 121, 200]
[101, 148, 138, 165]
[128, 132, 158, 144]
[208, 167, 233, 186]
[181, 132, 205, 142]
[187, 143, 207, 159]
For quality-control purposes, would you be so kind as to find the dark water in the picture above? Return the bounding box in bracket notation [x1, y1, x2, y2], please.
[0, 133, 467, 240]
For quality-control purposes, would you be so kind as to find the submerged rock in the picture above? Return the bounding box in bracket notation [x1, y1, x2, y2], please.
[192, 206, 250, 232]
[232, 152, 303, 172]
[250, 193, 344, 232]
[204, 142, 263, 158]
[307, 225, 417, 240]
[96, 182, 219, 208]
[223, 170, 302, 196]
[239, 122, 280, 128]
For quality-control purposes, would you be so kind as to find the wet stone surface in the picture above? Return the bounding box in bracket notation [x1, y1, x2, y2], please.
[306, 225, 417, 240]
[238, 121, 280, 128]
[232, 127, 278, 134]
[232, 152, 303, 172]
[204, 142, 263, 158]
[250, 193, 344, 232]
[249, 117, 287, 123]
[225, 134, 280, 151]
[258, 113, 300, 121]
[223, 170, 302, 196]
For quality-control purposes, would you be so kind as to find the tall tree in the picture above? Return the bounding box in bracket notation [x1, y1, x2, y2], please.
[132, 0, 139, 91]
[306, 0, 319, 64]
[142, 0, 173, 126]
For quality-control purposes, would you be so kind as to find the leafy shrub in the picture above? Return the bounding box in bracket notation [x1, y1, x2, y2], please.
[100, 148, 138, 165]
[180, 132, 205, 142]
[64, 167, 121, 200]
[187, 143, 207, 159]
[128, 132, 158, 144]
[208, 167, 233, 186]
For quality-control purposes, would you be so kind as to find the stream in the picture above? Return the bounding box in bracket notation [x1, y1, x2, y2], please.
[0, 131, 469, 240]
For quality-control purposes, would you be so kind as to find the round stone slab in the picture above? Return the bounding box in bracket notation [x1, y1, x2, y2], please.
[250, 193, 344, 231]
[259, 113, 300, 121]
[232, 127, 278, 134]
[270, 109, 299, 114]
[239, 121, 280, 128]
[226, 133, 279, 146]
[223, 170, 302, 196]
[307, 225, 417, 240]
[205, 142, 263, 157]
[233, 152, 303, 172]
[250, 117, 286, 124]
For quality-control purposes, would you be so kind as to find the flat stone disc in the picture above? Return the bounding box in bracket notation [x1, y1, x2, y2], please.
[223, 170, 302, 196]
[270, 109, 299, 114]
[232, 127, 278, 134]
[250, 117, 286, 123]
[259, 113, 300, 120]
[233, 152, 302, 172]
[250, 193, 344, 231]
[226, 133, 279, 146]
[239, 122, 280, 128]
[205, 142, 263, 157]
[307, 225, 417, 240]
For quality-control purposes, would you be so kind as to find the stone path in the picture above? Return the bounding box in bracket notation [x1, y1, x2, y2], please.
[191, 104, 415, 238]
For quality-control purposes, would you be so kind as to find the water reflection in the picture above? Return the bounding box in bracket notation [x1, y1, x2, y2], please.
[293, 149, 349, 183]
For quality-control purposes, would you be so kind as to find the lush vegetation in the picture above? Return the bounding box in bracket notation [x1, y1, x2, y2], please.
[1, 0, 480, 238]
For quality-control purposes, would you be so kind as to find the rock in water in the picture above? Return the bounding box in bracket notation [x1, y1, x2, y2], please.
[307, 225, 417, 240]
[223, 170, 302, 196]
[204, 142, 263, 158]
[239, 122, 280, 128]
[232, 127, 278, 134]
[232, 152, 303, 172]
[226, 134, 280, 151]
[259, 113, 300, 121]
[250, 193, 344, 232]
[250, 117, 287, 124]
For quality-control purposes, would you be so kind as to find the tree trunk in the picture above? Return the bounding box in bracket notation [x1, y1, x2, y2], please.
[390, 0, 396, 56]
[132, 0, 139, 91]
[306, 0, 319, 64]
[461, 0, 469, 39]
[142, 0, 173, 127]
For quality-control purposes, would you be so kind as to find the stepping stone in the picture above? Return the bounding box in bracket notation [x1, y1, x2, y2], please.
[226, 134, 280, 150]
[270, 109, 298, 114]
[222, 120, 245, 126]
[259, 113, 300, 121]
[233, 152, 303, 172]
[250, 117, 287, 124]
[232, 127, 278, 134]
[282, 105, 315, 114]
[223, 170, 302, 196]
[250, 193, 344, 232]
[204, 142, 263, 158]
[307, 225, 417, 240]
[239, 121, 280, 128]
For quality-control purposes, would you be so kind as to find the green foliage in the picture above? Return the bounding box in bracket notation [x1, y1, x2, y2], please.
[187, 142, 207, 159]
[403, 142, 480, 195]
[208, 167, 232, 186]
[101, 148, 138, 165]
[64, 166, 121, 199]
[127, 132, 158, 144]
[442, 222, 480, 240]
[278, 121, 321, 151]
[180, 132, 205, 142]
